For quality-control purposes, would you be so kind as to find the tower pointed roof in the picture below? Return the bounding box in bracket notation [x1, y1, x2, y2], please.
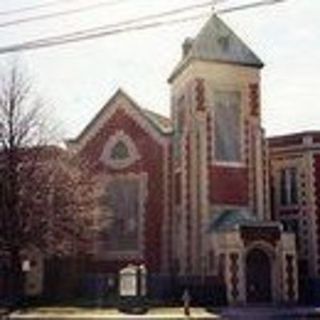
[169, 14, 263, 82]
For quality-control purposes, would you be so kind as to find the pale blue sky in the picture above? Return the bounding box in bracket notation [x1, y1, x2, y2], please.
[0, 0, 319, 138]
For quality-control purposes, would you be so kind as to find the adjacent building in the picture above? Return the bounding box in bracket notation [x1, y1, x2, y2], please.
[269, 132, 320, 301]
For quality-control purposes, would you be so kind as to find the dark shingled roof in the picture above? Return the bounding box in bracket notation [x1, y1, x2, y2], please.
[169, 14, 263, 82]
[143, 109, 172, 134]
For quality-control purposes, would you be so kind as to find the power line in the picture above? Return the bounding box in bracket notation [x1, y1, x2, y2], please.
[0, 0, 286, 55]
[0, 13, 211, 54]
[216, 0, 286, 14]
[0, 1, 213, 42]
[0, 0, 82, 16]
[0, 0, 128, 29]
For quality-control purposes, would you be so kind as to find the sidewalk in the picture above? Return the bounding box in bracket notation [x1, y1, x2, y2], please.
[5, 306, 320, 320]
[6, 307, 220, 320]
[219, 306, 320, 319]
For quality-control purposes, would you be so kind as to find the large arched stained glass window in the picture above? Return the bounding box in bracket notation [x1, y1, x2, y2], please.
[99, 177, 141, 252]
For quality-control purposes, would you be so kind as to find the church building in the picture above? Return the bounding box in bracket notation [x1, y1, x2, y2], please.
[24, 14, 299, 305]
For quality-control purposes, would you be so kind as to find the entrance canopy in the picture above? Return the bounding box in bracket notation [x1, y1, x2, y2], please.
[208, 209, 298, 305]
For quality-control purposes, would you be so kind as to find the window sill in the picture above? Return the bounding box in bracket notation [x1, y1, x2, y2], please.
[212, 161, 246, 168]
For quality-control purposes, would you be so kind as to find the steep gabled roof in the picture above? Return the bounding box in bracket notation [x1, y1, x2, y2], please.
[143, 109, 172, 134]
[169, 14, 263, 82]
[66, 89, 172, 148]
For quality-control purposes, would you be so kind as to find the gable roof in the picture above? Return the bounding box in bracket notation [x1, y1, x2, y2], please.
[67, 89, 172, 147]
[143, 109, 172, 134]
[169, 14, 263, 82]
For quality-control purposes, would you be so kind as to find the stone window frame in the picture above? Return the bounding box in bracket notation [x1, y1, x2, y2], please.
[100, 130, 141, 170]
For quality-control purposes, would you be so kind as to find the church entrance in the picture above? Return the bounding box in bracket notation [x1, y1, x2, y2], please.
[245, 248, 272, 304]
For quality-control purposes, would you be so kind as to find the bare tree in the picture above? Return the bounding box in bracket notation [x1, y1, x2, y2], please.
[0, 63, 95, 306]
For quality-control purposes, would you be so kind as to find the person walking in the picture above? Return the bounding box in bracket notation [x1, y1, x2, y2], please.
[182, 289, 191, 317]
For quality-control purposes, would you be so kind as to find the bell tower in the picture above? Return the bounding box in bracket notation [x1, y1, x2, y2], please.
[169, 14, 267, 277]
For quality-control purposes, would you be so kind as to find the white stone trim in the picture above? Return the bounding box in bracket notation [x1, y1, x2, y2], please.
[71, 92, 169, 153]
[100, 130, 141, 170]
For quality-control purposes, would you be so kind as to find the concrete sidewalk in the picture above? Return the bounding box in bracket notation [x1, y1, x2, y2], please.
[219, 306, 320, 319]
[5, 306, 320, 320]
[5, 307, 219, 320]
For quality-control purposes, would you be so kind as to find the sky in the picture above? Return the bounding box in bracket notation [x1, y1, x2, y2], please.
[0, 0, 319, 139]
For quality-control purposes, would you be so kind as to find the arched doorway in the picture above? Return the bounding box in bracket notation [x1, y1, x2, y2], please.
[246, 248, 272, 304]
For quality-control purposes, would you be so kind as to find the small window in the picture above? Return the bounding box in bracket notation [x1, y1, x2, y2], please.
[218, 35, 230, 51]
[111, 141, 129, 160]
[280, 167, 298, 206]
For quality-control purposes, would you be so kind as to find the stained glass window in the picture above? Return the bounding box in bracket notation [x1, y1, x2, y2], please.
[110, 141, 129, 160]
[99, 178, 140, 251]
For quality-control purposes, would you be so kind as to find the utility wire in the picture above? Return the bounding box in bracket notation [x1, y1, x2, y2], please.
[1, 1, 213, 42]
[0, 13, 210, 54]
[0, 0, 83, 16]
[0, 0, 286, 55]
[0, 0, 128, 29]
[215, 0, 286, 14]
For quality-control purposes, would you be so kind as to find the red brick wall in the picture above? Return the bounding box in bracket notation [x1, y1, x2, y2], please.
[209, 166, 249, 206]
[79, 107, 166, 272]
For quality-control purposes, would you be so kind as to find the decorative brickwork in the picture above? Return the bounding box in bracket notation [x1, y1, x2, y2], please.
[241, 226, 281, 247]
[279, 208, 300, 216]
[195, 78, 206, 112]
[285, 254, 295, 301]
[230, 253, 240, 301]
[249, 126, 257, 214]
[249, 83, 260, 117]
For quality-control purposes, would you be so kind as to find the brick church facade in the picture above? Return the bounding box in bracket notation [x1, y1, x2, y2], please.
[19, 14, 306, 305]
